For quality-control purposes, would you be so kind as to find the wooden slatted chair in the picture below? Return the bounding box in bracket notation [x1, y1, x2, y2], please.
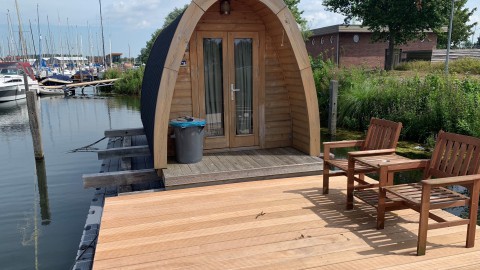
[382, 131, 480, 255]
[322, 118, 403, 208]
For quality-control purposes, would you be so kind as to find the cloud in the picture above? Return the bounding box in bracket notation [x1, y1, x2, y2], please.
[298, 0, 346, 29]
[104, 0, 189, 30]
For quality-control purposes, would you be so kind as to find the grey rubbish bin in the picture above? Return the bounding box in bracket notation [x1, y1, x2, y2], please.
[170, 116, 206, 164]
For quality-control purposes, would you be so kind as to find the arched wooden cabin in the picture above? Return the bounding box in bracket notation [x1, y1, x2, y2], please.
[141, 0, 320, 170]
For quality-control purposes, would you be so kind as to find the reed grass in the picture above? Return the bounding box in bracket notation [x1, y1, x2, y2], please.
[311, 56, 480, 143]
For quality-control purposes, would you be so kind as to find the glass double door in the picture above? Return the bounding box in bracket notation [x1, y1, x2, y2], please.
[198, 32, 259, 149]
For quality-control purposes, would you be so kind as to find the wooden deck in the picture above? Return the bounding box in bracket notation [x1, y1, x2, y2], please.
[162, 147, 323, 188]
[93, 175, 480, 269]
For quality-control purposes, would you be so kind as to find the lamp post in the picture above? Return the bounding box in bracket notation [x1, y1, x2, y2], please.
[445, 0, 455, 74]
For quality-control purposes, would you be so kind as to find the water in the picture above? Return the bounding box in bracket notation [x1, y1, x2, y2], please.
[0, 88, 141, 270]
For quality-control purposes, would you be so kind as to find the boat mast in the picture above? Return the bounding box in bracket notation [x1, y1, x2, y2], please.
[99, 0, 106, 69]
[96, 32, 100, 64]
[109, 37, 112, 68]
[7, 10, 20, 60]
[47, 15, 55, 58]
[75, 25, 81, 69]
[14, 0, 28, 61]
[57, 12, 64, 73]
[66, 18, 73, 69]
[28, 19, 37, 57]
[88, 22, 93, 66]
[37, 4, 42, 74]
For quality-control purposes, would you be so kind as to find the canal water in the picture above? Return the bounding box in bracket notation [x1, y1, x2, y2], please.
[0, 88, 141, 270]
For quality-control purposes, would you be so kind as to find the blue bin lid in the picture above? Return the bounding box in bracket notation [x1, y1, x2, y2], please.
[170, 116, 206, 128]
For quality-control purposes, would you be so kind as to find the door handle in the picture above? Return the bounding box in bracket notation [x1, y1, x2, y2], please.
[231, 83, 240, 100]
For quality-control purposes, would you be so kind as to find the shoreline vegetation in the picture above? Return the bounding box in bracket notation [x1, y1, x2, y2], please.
[102, 66, 145, 95]
[313, 57, 480, 147]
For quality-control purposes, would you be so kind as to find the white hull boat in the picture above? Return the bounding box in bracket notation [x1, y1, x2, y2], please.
[38, 87, 65, 96]
[0, 62, 40, 102]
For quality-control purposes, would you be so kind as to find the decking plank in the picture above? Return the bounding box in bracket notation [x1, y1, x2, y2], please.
[93, 175, 480, 270]
[162, 147, 323, 188]
[207, 154, 231, 171]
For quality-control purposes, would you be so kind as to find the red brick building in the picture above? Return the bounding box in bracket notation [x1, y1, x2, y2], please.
[305, 25, 438, 69]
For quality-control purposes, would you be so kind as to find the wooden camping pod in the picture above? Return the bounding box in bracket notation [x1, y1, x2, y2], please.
[141, 0, 320, 169]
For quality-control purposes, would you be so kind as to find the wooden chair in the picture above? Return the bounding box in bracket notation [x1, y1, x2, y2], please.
[381, 131, 480, 255]
[322, 118, 403, 209]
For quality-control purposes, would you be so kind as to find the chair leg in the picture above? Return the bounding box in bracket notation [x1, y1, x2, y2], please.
[466, 181, 480, 248]
[377, 168, 388, 230]
[377, 188, 386, 230]
[346, 158, 355, 210]
[417, 185, 431, 256]
[323, 163, 330, 194]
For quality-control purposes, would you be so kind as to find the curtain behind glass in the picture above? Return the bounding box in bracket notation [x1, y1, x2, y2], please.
[234, 39, 253, 135]
[203, 38, 224, 136]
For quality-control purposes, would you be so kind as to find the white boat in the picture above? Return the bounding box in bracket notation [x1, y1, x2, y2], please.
[0, 62, 40, 102]
[38, 87, 65, 96]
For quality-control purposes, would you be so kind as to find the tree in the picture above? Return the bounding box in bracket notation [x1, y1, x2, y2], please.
[436, 0, 477, 49]
[285, 0, 311, 39]
[323, 0, 450, 70]
[138, 5, 188, 64]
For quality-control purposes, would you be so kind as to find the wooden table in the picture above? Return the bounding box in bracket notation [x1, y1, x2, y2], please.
[350, 154, 422, 229]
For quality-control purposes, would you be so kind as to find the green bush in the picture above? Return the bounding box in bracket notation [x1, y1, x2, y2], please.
[101, 67, 144, 95]
[395, 61, 440, 72]
[112, 67, 144, 95]
[310, 56, 335, 125]
[101, 69, 122, 92]
[331, 68, 480, 142]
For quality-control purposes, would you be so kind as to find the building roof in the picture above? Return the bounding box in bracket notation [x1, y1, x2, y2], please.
[310, 24, 442, 36]
[311, 24, 372, 36]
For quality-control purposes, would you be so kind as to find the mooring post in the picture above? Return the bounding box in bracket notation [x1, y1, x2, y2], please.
[328, 80, 338, 135]
[25, 73, 44, 160]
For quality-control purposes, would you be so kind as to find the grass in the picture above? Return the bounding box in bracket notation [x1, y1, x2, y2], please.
[395, 57, 480, 75]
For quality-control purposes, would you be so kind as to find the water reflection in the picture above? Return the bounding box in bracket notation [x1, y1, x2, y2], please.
[35, 159, 51, 226]
[0, 99, 29, 134]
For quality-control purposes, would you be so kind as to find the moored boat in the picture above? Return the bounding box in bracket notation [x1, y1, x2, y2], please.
[0, 62, 40, 102]
[40, 73, 73, 86]
[38, 87, 65, 96]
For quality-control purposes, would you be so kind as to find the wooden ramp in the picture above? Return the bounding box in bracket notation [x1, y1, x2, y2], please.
[93, 175, 480, 269]
[163, 147, 323, 188]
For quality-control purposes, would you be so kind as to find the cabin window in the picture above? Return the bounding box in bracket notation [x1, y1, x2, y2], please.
[203, 38, 225, 137]
[6, 79, 22, 83]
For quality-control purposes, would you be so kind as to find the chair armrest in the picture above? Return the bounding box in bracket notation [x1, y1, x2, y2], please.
[422, 174, 480, 188]
[379, 159, 429, 172]
[375, 159, 429, 187]
[322, 140, 364, 161]
[348, 148, 396, 158]
[323, 140, 365, 148]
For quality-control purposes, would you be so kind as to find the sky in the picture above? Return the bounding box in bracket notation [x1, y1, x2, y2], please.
[0, 0, 479, 60]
